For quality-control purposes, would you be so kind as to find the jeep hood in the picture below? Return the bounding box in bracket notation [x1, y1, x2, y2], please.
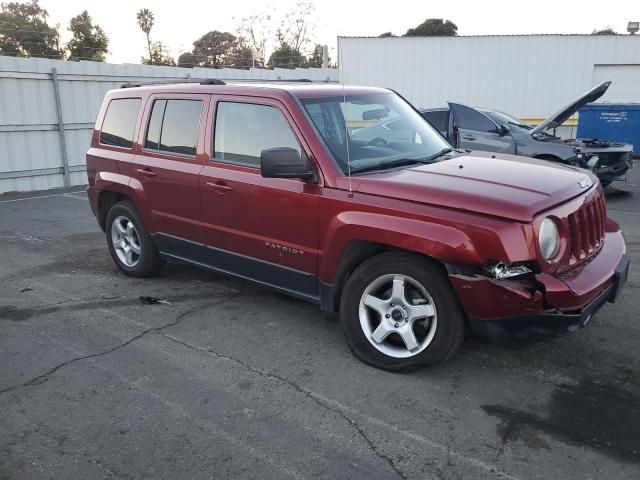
[530, 81, 610, 135]
[350, 152, 597, 222]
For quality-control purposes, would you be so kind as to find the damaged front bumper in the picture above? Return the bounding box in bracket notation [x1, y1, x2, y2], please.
[449, 231, 629, 341]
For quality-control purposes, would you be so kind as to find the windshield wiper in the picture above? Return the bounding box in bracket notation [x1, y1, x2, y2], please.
[423, 147, 454, 163]
[350, 158, 422, 174]
[350, 148, 457, 174]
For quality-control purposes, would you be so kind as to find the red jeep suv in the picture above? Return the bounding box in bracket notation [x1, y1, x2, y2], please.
[86, 80, 629, 370]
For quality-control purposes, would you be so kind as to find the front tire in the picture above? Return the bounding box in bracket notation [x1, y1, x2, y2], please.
[339, 252, 465, 371]
[105, 200, 164, 277]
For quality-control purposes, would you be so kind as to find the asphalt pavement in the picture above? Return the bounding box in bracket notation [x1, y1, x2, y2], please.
[1, 166, 639, 480]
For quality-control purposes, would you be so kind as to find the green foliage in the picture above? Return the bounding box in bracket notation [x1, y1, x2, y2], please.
[404, 18, 458, 37]
[229, 39, 254, 68]
[0, 0, 62, 58]
[306, 44, 325, 68]
[591, 27, 618, 35]
[192, 30, 237, 68]
[177, 51, 196, 68]
[379, 32, 395, 38]
[66, 10, 108, 61]
[142, 41, 174, 66]
[268, 41, 306, 69]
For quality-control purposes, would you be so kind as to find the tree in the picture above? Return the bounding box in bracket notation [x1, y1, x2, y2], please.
[404, 18, 458, 37]
[177, 51, 196, 68]
[306, 44, 326, 68]
[276, 1, 315, 53]
[0, 0, 62, 58]
[136, 8, 154, 63]
[142, 41, 174, 66]
[236, 11, 271, 66]
[268, 41, 306, 69]
[229, 38, 254, 68]
[66, 10, 108, 61]
[192, 30, 237, 68]
[592, 27, 618, 35]
[379, 32, 395, 38]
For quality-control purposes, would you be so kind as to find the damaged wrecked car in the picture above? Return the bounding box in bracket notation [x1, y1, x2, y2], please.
[419, 82, 634, 187]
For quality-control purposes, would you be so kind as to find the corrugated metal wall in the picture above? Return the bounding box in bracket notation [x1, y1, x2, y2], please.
[0, 56, 338, 194]
[339, 35, 640, 119]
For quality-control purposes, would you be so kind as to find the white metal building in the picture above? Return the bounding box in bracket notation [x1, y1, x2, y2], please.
[339, 35, 640, 125]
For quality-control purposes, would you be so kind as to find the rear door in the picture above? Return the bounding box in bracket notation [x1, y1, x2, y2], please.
[130, 94, 210, 242]
[449, 103, 516, 153]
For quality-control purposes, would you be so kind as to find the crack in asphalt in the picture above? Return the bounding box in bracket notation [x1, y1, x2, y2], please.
[160, 333, 407, 480]
[0, 292, 243, 396]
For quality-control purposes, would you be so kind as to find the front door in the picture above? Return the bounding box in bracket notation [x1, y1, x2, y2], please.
[130, 94, 210, 243]
[449, 103, 516, 154]
[199, 97, 321, 298]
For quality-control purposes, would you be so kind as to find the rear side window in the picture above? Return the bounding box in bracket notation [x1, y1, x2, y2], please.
[144, 99, 202, 156]
[100, 98, 141, 148]
[214, 102, 303, 167]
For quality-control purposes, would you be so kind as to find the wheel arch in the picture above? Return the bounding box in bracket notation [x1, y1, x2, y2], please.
[318, 212, 487, 312]
[95, 173, 150, 231]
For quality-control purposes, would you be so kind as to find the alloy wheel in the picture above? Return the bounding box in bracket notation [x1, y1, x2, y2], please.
[110, 216, 141, 267]
[358, 274, 438, 358]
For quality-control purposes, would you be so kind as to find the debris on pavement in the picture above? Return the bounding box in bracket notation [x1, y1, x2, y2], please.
[139, 295, 171, 305]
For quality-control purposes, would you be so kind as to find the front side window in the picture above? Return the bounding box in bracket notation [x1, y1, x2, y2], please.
[214, 102, 304, 167]
[300, 93, 451, 174]
[100, 98, 141, 148]
[422, 110, 448, 135]
[452, 104, 497, 132]
[144, 99, 202, 156]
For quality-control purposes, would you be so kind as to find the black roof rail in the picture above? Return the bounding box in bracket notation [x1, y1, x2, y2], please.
[119, 77, 321, 89]
[120, 78, 226, 88]
[229, 78, 313, 83]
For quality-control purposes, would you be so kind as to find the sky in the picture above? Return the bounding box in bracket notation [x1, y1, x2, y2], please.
[38, 0, 639, 64]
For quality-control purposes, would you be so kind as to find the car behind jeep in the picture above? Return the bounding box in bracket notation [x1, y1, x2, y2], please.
[419, 82, 634, 187]
[86, 80, 629, 371]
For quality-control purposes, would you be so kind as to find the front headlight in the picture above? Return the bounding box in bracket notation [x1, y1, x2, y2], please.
[538, 217, 560, 260]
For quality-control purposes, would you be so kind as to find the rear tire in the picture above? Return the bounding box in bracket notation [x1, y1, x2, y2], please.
[105, 200, 164, 277]
[339, 252, 465, 371]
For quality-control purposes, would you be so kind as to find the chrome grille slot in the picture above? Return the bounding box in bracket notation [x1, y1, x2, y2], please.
[567, 192, 606, 262]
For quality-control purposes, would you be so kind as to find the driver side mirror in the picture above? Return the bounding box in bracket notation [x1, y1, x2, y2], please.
[260, 147, 317, 183]
[498, 124, 510, 136]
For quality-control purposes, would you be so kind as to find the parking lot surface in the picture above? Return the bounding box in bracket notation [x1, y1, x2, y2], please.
[1, 167, 639, 480]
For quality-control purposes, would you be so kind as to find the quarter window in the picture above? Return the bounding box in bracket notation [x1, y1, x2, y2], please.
[214, 102, 304, 167]
[100, 98, 141, 148]
[144, 99, 202, 156]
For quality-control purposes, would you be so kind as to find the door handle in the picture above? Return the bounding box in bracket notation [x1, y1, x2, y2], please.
[137, 168, 157, 178]
[206, 181, 232, 193]
[462, 135, 476, 141]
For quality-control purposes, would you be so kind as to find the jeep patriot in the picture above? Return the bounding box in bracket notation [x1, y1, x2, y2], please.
[86, 80, 629, 370]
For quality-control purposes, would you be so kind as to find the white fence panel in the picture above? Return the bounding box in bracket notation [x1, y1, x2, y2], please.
[0, 56, 338, 193]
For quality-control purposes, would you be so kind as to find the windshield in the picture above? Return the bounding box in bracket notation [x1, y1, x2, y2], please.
[481, 110, 533, 133]
[300, 93, 451, 174]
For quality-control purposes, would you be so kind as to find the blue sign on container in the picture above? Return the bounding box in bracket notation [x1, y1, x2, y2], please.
[578, 103, 640, 154]
[577, 103, 640, 155]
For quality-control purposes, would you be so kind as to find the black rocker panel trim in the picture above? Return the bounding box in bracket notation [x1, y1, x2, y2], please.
[152, 233, 321, 303]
